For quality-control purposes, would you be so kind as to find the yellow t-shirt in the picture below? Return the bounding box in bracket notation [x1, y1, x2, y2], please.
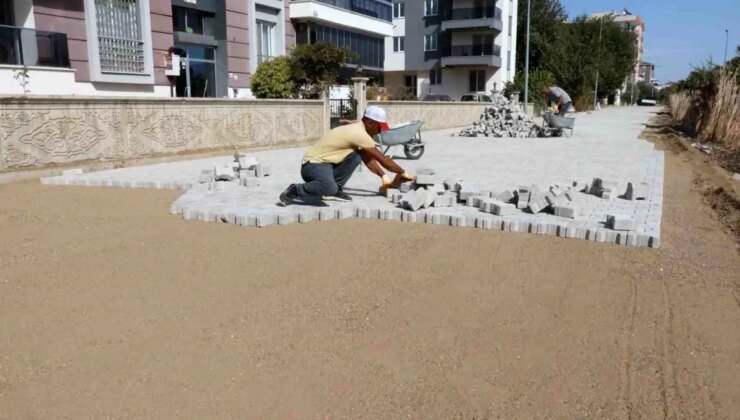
[302, 122, 375, 164]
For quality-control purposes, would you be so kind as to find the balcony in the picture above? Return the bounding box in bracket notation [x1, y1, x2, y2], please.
[441, 7, 503, 32]
[0, 25, 70, 68]
[441, 44, 501, 68]
[290, 0, 393, 37]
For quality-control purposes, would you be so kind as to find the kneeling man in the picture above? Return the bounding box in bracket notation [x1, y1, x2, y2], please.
[279, 106, 413, 206]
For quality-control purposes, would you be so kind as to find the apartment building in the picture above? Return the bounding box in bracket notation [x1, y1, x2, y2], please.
[290, 0, 393, 83]
[384, 0, 517, 100]
[638, 61, 653, 83]
[0, 0, 293, 97]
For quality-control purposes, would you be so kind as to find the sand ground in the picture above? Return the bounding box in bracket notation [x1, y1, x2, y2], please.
[1, 116, 739, 419]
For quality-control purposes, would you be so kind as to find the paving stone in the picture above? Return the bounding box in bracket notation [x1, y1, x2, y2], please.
[318, 209, 335, 221]
[434, 194, 456, 207]
[414, 175, 436, 185]
[421, 189, 437, 208]
[62, 168, 84, 177]
[214, 165, 235, 181]
[236, 154, 259, 169]
[625, 181, 649, 200]
[298, 209, 317, 223]
[528, 193, 549, 214]
[401, 190, 426, 211]
[553, 205, 579, 219]
[607, 214, 636, 230]
[443, 178, 460, 192]
[489, 200, 517, 216]
[516, 191, 530, 209]
[457, 182, 478, 201]
[399, 183, 413, 193]
[416, 167, 435, 175]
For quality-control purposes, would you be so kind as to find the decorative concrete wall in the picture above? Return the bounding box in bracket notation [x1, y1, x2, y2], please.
[0, 96, 324, 171]
[369, 101, 487, 130]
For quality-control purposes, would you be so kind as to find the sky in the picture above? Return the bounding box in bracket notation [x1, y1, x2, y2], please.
[558, 0, 740, 82]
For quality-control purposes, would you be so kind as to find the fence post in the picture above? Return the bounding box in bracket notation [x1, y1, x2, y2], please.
[321, 89, 330, 136]
[351, 77, 369, 120]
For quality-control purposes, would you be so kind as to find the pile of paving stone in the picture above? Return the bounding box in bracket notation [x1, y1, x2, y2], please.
[197, 152, 271, 190]
[457, 94, 537, 138]
[384, 169, 650, 230]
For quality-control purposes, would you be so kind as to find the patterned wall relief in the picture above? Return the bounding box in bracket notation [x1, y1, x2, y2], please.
[0, 110, 47, 137]
[276, 107, 321, 144]
[18, 116, 108, 157]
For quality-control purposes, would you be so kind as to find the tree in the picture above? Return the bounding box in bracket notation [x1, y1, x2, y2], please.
[289, 43, 355, 99]
[541, 15, 637, 106]
[515, 0, 568, 73]
[503, 69, 555, 109]
[250, 57, 293, 99]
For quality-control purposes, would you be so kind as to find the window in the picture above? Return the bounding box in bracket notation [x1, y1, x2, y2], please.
[424, 0, 438, 17]
[429, 68, 442, 85]
[508, 15, 512, 35]
[256, 20, 276, 64]
[393, 2, 405, 18]
[310, 24, 385, 69]
[404, 74, 417, 97]
[507, 50, 511, 71]
[469, 70, 486, 92]
[424, 34, 437, 51]
[94, 0, 145, 74]
[393, 36, 404, 52]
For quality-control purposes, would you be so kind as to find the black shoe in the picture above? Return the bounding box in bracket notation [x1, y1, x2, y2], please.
[279, 184, 298, 206]
[333, 190, 353, 202]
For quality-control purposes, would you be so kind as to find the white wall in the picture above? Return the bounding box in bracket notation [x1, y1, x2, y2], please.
[384, 15, 406, 71]
[0, 66, 171, 96]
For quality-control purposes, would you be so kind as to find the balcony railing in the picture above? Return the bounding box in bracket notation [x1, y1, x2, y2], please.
[442, 7, 502, 21]
[314, 0, 392, 22]
[0, 25, 70, 68]
[445, 44, 501, 57]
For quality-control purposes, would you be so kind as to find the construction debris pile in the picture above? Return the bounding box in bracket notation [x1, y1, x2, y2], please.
[457, 94, 538, 138]
[384, 168, 649, 230]
[198, 152, 271, 190]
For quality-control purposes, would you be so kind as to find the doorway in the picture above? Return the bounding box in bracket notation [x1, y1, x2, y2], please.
[174, 44, 217, 98]
[404, 74, 417, 97]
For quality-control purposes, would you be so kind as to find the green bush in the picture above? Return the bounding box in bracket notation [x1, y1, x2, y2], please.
[503, 69, 555, 109]
[250, 57, 293, 99]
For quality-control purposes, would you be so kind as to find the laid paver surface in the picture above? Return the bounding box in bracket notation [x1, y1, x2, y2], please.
[42, 106, 664, 247]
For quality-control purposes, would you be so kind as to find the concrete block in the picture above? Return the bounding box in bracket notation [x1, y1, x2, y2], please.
[535, 222, 547, 235]
[239, 168, 257, 178]
[565, 225, 578, 238]
[549, 186, 565, 197]
[62, 168, 84, 177]
[433, 194, 456, 207]
[319, 209, 335, 221]
[625, 181, 649, 200]
[427, 184, 446, 195]
[457, 182, 478, 201]
[335, 208, 355, 219]
[553, 205, 579, 219]
[370, 209, 381, 219]
[516, 191, 530, 209]
[237, 154, 259, 169]
[414, 174, 436, 185]
[648, 235, 661, 248]
[214, 165, 235, 181]
[479, 198, 496, 213]
[508, 221, 520, 232]
[401, 190, 426, 211]
[606, 215, 636, 231]
[421, 189, 437, 208]
[298, 210, 317, 223]
[388, 209, 403, 221]
[528, 193, 549, 214]
[416, 167, 435, 175]
[399, 183, 413, 193]
[402, 211, 417, 223]
[385, 187, 400, 199]
[491, 200, 517, 216]
[595, 229, 607, 242]
[443, 178, 460, 192]
[572, 181, 588, 192]
[616, 232, 629, 246]
[240, 177, 260, 187]
[256, 214, 276, 227]
[440, 214, 452, 226]
[497, 190, 515, 203]
[277, 213, 296, 225]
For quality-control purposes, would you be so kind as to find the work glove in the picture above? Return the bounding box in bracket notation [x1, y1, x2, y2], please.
[379, 172, 413, 195]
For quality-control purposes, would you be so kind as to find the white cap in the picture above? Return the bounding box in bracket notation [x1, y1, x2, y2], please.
[363, 106, 387, 123]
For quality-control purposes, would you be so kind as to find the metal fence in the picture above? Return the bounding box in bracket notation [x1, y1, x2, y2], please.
[329, 98, 357, 128]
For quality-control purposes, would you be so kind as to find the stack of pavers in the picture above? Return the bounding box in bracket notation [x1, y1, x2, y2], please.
[197, 152, 271, 190]
[381, 169, 658, 247]
[457, 94, 537, 138]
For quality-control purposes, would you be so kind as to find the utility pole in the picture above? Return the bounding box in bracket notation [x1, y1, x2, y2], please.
[724, 29, 729, 64]
[523, 0, 531, 114]
[593, 18, 603, 110]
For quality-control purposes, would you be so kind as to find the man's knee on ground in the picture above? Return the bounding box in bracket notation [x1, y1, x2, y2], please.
[319, 180, 339, 196]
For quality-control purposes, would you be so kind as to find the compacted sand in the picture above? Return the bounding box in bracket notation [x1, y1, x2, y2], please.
[1, 120, 738, 419]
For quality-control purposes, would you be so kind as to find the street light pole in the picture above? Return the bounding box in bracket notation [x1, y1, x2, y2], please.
[593, 18, 603, 111]
[523, 0, 531, 114]
[724, 29, 729, 64]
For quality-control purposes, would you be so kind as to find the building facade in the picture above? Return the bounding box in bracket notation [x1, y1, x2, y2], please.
[0, 0, 293, 97]
[290, 0, 393, 84]
[637, 60, 653, 83]
[384, 0, 517, 100]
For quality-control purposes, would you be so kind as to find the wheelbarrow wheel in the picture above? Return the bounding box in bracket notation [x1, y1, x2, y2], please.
[404, 140, 425, 160]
